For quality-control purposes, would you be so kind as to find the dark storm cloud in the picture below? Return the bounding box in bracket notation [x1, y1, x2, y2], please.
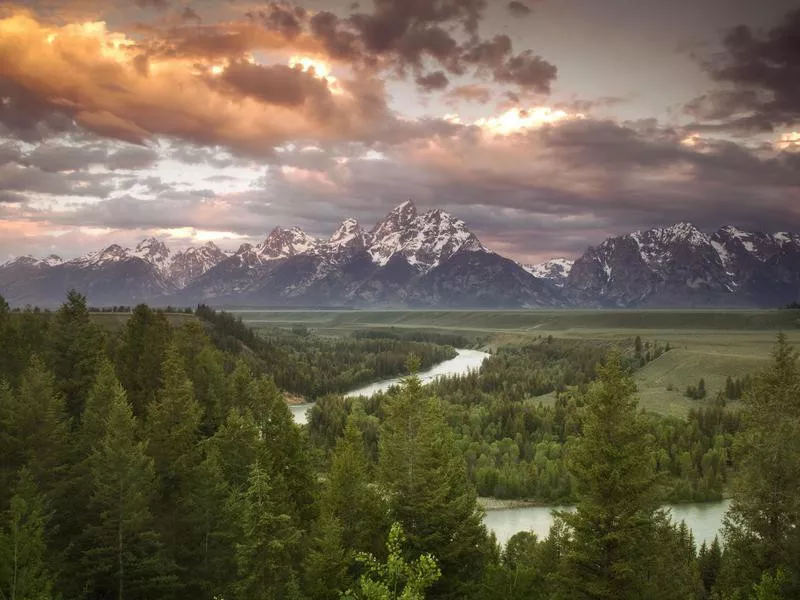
[219, 61, 333, 108]
[351, 0, 487, 54]
[246, 2, 306, 40]
[507, 1, 532, 18]
[308, 11, 364, 61]
[416, 71, 450, 92]
[462, 34, 512, 68]
[688, 8, 800, 131]
[0, 81, 78, 143]
[493, 50, 557, 92]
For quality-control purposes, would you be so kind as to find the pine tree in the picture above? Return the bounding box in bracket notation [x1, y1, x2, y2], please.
[117, 304, 171, 417]
[47, 290, 103, 421]
[4, 356, 70, 498]
[233, 461, 302, 600]
[303, 510, 349, 600]
[718, 334, 800, 598]
[0, 468, 54, 600]
[208, 409, 262, 491]
[146, 343, 202, 490]
[0, 295, 24, 387]
[378, 374, 492, 600]
[697, 537, 722, 599]
[0, 379, 17, 509]
[558, 352, 660, 600]
[145, 343, 203, 585]
[81, 387, 176, 599]
[56, 359, 129, 596]
[326, 418, 388, 556]
[179, 445, 239, 598]
[246, 376, 315, 521]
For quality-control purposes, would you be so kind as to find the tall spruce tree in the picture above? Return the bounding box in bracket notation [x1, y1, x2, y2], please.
[246, 376, 315, 521]
[145, 343, 204, 586]
[81, 386, 176, 599]
[557, 352, 661, 600]
[56, 359, 129, 596]
[4, 356, 70, 499]
[378, 374, 493, 600]
[116, 304, 171, 417]
[0, 468, 54, 600]
[718, 334, 800, 598]
[233, 461, 302, 600]
[48, 290, 103, 421]
[304, 418, 389, 598]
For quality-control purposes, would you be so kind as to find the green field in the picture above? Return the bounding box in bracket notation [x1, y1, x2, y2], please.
[234, 308, 800, 417]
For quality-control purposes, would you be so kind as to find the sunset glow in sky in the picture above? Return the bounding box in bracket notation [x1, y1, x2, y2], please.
[1, 0, 799, 263]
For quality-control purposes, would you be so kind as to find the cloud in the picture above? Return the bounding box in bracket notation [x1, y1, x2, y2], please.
[246, 2, 306, 40]
[135, 0, 168, 9]
[181, 6, 201, 24]
[493, 50, 557, 92]
[507, 1, 532, 17]
[0, 13, 403, 155]
[688, 8, 800, 131]
[0, 163, 115, 197]
[444, 84, 492, 105]
[416, 70, 450, 92]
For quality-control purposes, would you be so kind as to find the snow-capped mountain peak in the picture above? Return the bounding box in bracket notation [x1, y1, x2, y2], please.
[1, 254, 64, 268]
[257, 226, 318, 260]
[133, 237, 172, 275]
[367, 204, 486, 271]
[372, 200, 419, 240]
[329, 218, 370, 248]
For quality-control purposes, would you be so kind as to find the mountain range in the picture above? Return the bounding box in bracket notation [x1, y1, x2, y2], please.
[2, 201, 799, 308]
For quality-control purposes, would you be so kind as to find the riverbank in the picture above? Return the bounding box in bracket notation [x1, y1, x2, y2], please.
[478, 497, 558, 511]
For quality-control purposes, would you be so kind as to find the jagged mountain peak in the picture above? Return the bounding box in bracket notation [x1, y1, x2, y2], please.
[367, 201, 486, 271]
[329, 218, 367, 246]
[257, 226, 318, 259]
[372, 200, 419, 238]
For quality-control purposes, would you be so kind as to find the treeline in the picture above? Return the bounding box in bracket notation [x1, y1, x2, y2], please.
[351, 328, 474, 348]
[195, 304, 457, 398]
[311, 375, 738, 503]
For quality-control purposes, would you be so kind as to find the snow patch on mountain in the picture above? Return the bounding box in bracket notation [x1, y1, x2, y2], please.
[523, 258, 574, 284]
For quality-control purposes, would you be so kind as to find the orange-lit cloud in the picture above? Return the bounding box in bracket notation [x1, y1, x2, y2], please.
[0, 12, 390, 154]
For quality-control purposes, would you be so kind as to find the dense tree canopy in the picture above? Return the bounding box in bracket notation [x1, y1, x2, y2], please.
[0, 291, 795, 600]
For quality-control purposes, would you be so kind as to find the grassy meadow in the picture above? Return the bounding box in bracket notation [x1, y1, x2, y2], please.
[234, 308, 800, 417]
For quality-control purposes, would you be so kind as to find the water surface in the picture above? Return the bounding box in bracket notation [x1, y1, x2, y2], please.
[289, 348, 489, 425]
[484, 500, 731, 548]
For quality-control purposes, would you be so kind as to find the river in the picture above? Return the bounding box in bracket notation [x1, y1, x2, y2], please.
[483, 500, 731, 548]
[289, 348, 489, 425]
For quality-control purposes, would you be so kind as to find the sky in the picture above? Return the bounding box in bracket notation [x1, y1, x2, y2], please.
[1, 0, 799, 264]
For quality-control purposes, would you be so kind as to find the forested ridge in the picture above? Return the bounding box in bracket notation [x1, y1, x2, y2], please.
[1, 292, 798, 599]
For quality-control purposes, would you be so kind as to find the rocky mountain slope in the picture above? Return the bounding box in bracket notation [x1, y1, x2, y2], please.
[564, 223, 800, 307]
[1, 204, 798, 307]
